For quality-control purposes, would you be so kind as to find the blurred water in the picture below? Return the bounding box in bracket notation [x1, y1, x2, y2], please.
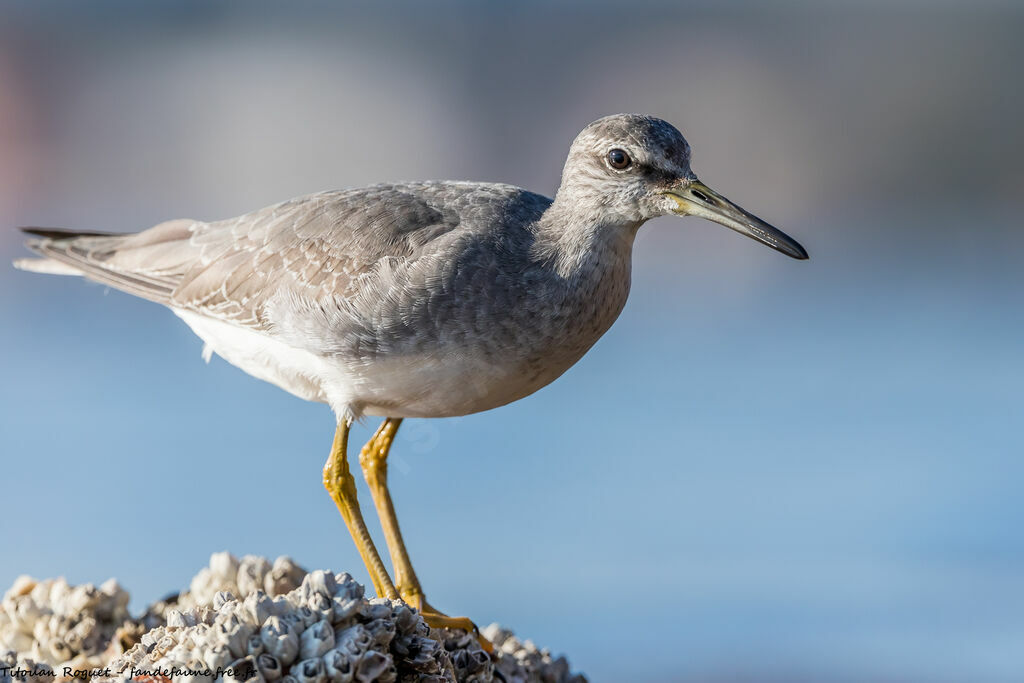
[2, 3, 1023, 682]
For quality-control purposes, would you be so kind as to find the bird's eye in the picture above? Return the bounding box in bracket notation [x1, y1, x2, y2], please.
[607, 148, 631, 170]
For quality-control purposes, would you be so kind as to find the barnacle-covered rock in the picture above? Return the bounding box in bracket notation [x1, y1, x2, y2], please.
[0, 574, 132, 673]
[177, 554, 309, 614]
[2, 554, 585, 683]
[482, 625, 586, 683]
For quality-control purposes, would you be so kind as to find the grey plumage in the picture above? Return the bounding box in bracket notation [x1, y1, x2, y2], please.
[16, 114, 806, 420]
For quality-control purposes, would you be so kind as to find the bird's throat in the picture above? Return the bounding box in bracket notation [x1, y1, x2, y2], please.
[532, 201, 642, 281]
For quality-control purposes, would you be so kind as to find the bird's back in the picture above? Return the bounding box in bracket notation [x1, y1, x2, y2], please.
[19, 182, 550, 329]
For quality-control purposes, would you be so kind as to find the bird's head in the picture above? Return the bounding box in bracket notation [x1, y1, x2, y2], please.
[558, 113, 808, 259]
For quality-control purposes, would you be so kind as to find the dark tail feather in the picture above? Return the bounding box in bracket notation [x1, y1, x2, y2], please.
[21, 227, 123, 239]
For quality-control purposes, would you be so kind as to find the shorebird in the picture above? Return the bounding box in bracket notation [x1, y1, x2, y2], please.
[15, 114, 807, 648]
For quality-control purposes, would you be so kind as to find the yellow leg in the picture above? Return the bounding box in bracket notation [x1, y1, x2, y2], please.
[322, 419, 398, 601]
[359, 418, 493, 652]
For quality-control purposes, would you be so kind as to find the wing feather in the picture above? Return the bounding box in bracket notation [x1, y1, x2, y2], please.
[18, 182, 551, 352]
[19, 185, 481, 327]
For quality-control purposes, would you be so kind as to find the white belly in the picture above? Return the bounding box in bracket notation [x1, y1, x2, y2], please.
[347, 350, 571, 419]
[174, 309, 333, 405]
[173, 310, 570, 421]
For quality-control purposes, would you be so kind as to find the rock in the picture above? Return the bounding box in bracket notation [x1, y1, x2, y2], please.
[0, 554, 585, 683]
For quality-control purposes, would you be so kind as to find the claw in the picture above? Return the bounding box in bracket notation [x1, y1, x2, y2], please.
[408, 595, 494, 653]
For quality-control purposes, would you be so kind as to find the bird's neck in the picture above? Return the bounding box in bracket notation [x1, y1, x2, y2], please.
[532, 197, 642, 280]
[523, 196, 639, 366]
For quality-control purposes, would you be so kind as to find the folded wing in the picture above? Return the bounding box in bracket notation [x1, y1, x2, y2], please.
[16, 184, 468, 329]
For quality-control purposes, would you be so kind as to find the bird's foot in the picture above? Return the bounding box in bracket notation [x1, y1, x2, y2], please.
[405, 593, 493, 653]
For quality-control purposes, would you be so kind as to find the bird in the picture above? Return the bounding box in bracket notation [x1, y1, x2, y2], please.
[15, 113, 807, 650]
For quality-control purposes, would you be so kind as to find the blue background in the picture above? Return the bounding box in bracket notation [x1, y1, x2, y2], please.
[1, 2, 1023, 681]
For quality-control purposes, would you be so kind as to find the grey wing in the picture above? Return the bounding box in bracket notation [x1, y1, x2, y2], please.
[17, 185, 468, 327]
[169, 186, 467, 327]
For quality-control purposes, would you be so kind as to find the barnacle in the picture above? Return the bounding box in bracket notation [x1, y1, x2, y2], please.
[0, 554, 585, 683]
